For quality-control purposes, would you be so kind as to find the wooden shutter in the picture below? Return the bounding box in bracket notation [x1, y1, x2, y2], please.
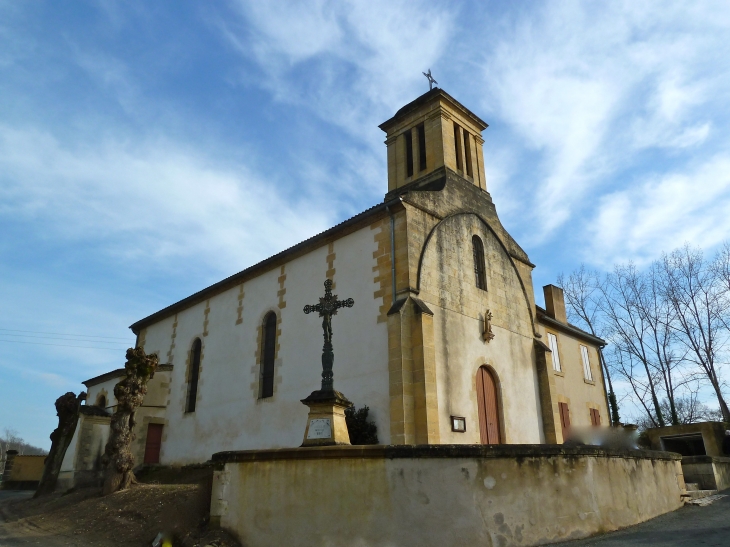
[143, 423, 163, 464]
[590, 408, 601, 427]
[476, 366, 501, 444]
[558, 402, 571, 442]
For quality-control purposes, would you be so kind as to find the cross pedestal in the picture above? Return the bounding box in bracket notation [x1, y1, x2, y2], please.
[301, 389, 353, 447]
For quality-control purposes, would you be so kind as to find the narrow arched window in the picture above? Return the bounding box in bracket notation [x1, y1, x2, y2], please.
[97, 395, 107, 408]
[186, 338, 202, 413]
[261, 312, 277, 399]
[472, 235, 487, 290]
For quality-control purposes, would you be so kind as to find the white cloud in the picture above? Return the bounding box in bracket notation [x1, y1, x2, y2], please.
[477, 1, 729, 239]
[587, 154, 730, 265]
[0, 124, 333, 275]
[220, 0, 454, 145]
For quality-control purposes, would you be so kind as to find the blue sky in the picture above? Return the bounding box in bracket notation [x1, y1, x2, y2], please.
[2, 1, 729, 448]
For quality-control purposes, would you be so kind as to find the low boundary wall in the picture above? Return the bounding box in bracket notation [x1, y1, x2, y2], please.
[682, 455, 730, 491]
[210, 445, 684, 547]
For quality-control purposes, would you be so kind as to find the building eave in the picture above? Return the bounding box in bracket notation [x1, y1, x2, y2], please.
[535, 306, 606, 346]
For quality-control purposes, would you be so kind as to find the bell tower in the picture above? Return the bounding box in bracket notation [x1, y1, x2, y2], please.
[379, 88, 489, 194]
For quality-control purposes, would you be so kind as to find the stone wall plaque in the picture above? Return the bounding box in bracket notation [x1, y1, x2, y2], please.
[306, 418, 332, 439]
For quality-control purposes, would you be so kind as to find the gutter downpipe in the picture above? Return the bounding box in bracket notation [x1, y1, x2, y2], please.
[385, 200, 400, 305]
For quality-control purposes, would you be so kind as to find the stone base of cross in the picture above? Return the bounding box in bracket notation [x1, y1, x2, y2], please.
[300, 389, 353, 447]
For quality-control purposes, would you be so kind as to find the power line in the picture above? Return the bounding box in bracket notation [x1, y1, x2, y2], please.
[0, 328, 131, 341]
[0, 332, 129, 344]
[0, 338, 129, 351]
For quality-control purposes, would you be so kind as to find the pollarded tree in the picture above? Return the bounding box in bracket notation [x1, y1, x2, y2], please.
[102, 346, 158, 495]
[34, 391, 87, 497]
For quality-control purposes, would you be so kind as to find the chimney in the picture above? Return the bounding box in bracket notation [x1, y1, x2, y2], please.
[543, 285, 567, 323]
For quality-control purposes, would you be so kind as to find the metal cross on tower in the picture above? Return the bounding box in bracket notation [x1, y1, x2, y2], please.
[423, 69, 438, 90]
[303, 279, 354, 392]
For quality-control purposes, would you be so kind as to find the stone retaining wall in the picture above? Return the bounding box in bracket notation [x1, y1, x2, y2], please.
[210, 445, 684, 547]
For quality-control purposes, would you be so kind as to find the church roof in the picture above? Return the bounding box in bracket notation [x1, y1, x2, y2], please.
[379, 88, 488, 133]
[83, 368, 124, 387]
[129, 200, 400, 334]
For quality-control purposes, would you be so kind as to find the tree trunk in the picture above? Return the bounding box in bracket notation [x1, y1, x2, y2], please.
[709, 375, 730, 422]
[101, 347, 158, 496]
[598, 347, 621, 425]
[34, 391, 87, 497]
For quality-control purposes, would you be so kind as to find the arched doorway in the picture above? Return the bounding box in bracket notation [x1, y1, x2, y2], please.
[476, 366, 501, 444]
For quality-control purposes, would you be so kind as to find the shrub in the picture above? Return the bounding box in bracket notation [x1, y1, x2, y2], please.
[345, 405, 379, 445]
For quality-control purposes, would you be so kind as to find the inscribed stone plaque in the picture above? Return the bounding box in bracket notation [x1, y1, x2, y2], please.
[306, 418, 332, 439]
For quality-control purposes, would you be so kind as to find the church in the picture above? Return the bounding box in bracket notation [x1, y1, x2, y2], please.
[61, 88, 609, 478]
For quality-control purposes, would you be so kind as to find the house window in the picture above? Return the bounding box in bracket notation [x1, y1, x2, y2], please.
[261, 312, 277, 399]
[547, 332, 561, 372]
[405, 130, 414, 178]
[97, 395, 107, 408]
[186, 338, 202, 413]
[472, 235, 487, 290]
[417, 123, 427, 171]
[580, 345, 593, 381]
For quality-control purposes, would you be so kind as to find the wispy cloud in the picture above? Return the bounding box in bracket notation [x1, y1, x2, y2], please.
[0, 124, 333, 275]
[588, 154, 730, 265]
[476, 1, 730, 244]
[219, 0, 454, 144]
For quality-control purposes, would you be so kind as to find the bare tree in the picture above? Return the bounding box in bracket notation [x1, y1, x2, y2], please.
[102, 347, 158, 495]
[600, 264, 667, 426]
[662, 245, 730, 422]
[635, 262, 686, 425]
[558, 266, 620, 425]
[610, 345, 660, 426]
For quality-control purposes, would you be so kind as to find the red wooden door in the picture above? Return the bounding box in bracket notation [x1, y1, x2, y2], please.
[143, 423, 163, 464]
[476, 366, 501, 444]
[559, 402, 571, 442]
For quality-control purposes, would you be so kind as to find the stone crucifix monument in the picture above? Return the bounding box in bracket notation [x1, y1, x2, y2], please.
[300, 279, 354, 446]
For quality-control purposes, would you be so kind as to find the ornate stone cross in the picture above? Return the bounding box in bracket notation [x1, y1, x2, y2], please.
[303, 279, 354, 392]
[423, 68, 438, 90]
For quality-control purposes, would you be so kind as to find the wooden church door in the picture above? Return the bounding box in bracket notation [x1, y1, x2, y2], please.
[476, 366, 501, 444]
[143, 423, 164, 464]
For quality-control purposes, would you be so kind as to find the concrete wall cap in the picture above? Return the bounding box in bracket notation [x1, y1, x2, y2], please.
[211, 444, 681, 464]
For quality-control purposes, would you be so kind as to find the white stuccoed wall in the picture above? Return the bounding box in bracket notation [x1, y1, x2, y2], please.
[141, 223, 389, 465]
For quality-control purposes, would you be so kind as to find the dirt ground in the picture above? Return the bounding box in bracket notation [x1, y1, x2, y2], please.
[0, 484, 241, 547]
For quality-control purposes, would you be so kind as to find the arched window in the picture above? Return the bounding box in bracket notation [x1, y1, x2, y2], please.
[186, 338, 202, 413]
[472, 235, 487, 290]
[97, 395, 107, 408]
[261, 312, 277, 399]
